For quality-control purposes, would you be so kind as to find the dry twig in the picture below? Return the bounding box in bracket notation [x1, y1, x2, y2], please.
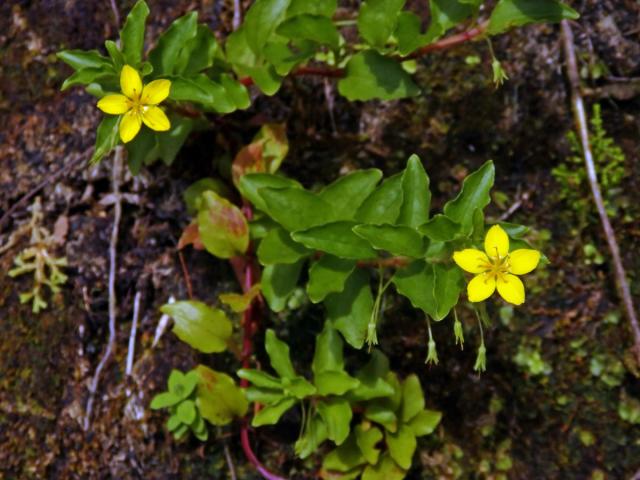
[84, 146, 124, 430]
[561, 20, 640, 364]
[126, 291, 142, 377]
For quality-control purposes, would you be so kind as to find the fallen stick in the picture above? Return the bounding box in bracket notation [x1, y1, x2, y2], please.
[561, 20, 640, 364]
[84, 146, 124, 430]
[125, 291, 142, 377]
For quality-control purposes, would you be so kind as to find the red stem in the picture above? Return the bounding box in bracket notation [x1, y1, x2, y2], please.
[239, 22, 487, 87]
[237, 204, 287, 480]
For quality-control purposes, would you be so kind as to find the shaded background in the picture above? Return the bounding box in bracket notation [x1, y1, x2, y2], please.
[1, 0, 639, 478]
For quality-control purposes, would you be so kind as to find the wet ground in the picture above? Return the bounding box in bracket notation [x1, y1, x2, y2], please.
[1, 0, 639, 478]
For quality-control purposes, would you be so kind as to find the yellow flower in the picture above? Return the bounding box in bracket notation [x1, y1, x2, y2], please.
[97, 65, 171, 143]
[453, 225, 541, 305]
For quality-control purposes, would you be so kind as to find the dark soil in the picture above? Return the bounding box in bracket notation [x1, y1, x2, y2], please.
[1, 0, 639, 479]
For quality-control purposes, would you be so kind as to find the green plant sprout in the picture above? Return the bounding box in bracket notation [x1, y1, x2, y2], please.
[8, 197, 68, 313]
[552, 103, 627, 225]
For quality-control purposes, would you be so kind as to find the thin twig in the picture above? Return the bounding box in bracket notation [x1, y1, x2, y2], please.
[223, 441, 238, 480]
[178, 251, 194, 299]
[232, 0, 242, 31]
[152, 296, 175, 348]
[109, 0, 121, 29]
[561, 20, 640, 365]
[125, 291, 142, 377]
[84, 146, 124, 430]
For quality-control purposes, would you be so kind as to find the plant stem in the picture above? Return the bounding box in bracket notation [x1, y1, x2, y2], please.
[239, 21, 487, 87]
[561, 20, 640, 365]
[236, 203, 286, 480]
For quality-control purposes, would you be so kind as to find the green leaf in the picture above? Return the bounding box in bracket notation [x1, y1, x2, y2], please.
[400, 375, 424, 423]
[358, 0, 406, 48]
[353, 224, 425, 258]
[261, 260, 304, 312]
[161, 300, 232, 353]
[167, 414, 182, 431]
[319, 169, 383, 221]
[176, 24, 223, 75]
[173, 424, 190, 439]
[312, 322, 345, 374]
[307, 255, 356, 303]
[264, 39, 315, 76]
[125, 127, 158, 175]
[323, 434, 367, 472]
[283, 376, 317, 399]
[362, 453, 406, 480]
[318, 399, 353, 445]
[169, 369, 199, 399]
[105, 40, 124, 71]
[399, 154, 431, 228]
[395, 12, 428, 56]
[260, 187, 335, 231]
[245, 387, 286, 404]
[287, 0, 336, 17]
[443, 160, 495, 235]
[220, 74, 251, 109]
[392, 260, 437, 318]
[364, 403, 398, 432]
[292, 221, 377, 260]
[355, 424, 383, 465]
[433, 263, 465, 320]
[409, 409, 441, 436]
[120, 0, 150, 65]
[238, 369, 283, 389]
[424, 0, 477, 44]
[257, 227, 310, 265]
[197, 190, 249, 258]
[90, 116, 120, 165]
[244, 0, 291, 55]
[348, 350, 395, 402]
[169, 75, 236, 113]
[295, 414, 328, 459]
[265, 329, 297, 379]
[488, 0, 579, 35]
[252, 397, 297, 426]
[149, 12, 198, 75]
[315, 371, 360, 396]
[338, 51, 419, 101]
[195, 365, 248, 426]
[183, 178, 232, 215]
[61, 68, 115, 91]
[57, 49, 113, 71]
[419, 214, 461, 242]
[355, 173, 404, 225]
[157, 114, 194, 165]
[176, 399, 197, 424]
[326, 269, 374, 349]
[385, 425, 416, 470]
[238, 173, 302, 212]
[150, 391, 180, 409]
[277, 14, 340, 49]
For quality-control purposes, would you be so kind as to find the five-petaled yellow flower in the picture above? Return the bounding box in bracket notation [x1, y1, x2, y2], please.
[97, 65, 171, 143]
[453, 225, 541, 305]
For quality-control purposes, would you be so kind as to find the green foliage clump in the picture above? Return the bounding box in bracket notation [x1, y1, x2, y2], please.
[8, 197, 68, 313]
[552, 104, 627, 224]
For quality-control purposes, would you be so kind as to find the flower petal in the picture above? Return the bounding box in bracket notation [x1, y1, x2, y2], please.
[496, 274, 525, 305]
[141, 79, 171, 105]
[120, 64, 143, 100]
[119, 110, 142, 143]
[141, 106, 171, 131]
[467, 273, 496, 302]
[509, 249, 541, 275]
[97, 94, 130, 114]
[453, 249, 490, 274]
[484, 225, 509, 259]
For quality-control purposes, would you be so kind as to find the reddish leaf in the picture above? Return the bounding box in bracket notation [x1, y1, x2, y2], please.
[232, 141, 265, 187]
[178, 220, 205, 250]
[197, 191, 249, 258]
